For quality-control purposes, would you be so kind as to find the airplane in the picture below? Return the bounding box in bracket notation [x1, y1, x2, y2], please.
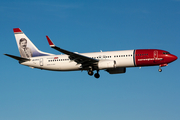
[4, 28, 178, 78]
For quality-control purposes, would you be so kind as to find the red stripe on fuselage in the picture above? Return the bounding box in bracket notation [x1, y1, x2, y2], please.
[134, 49, 177, 67]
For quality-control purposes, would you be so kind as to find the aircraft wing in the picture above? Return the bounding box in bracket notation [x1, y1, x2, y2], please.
[46, 36, 99, 66]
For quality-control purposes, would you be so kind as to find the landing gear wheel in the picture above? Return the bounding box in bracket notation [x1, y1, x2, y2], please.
[94, 73, 100, 78]
[158, 69, 162, 72]
[88, 71, 94, 76]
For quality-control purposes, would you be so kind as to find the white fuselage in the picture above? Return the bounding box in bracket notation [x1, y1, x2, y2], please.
[21, 50, 135, 71]
[7, 28, 177, 78]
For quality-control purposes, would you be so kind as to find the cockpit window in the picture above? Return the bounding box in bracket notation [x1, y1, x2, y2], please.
[163, 52, 170, 54]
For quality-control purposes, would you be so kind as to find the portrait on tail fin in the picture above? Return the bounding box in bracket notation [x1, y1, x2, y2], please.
[19, 38, 32, 58]
[13, 28, 53, 58]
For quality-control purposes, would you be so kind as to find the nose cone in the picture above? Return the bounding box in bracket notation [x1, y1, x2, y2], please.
[169, 54, 178, 63]
[163, 54, 178, 63]
[172, 55, 178, 61]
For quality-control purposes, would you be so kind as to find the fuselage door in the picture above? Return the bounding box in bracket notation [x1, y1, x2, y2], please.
[40, 58, 43, 66]
[154, 50, 158, 62]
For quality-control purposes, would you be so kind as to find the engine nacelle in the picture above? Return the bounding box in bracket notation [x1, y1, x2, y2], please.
[98, 60, 116, 69]
[106, 67, 126, 74]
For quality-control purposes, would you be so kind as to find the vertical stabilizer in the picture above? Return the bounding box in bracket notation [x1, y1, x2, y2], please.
[13, 28, 53, 58]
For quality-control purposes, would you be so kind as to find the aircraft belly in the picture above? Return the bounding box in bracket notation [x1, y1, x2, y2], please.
[59, 62, 81, 71]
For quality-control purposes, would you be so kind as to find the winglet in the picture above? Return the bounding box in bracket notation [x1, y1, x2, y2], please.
[46, 36, 55, 47]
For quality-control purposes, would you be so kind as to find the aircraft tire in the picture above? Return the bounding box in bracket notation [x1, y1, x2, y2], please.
[94, 73, 100, 78]
[158, 69, 162, 72]
[88, 71, 94, 76]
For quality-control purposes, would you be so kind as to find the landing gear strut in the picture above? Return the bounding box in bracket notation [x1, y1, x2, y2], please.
[88, 66, 94, 76]
[158, 66, 162, 72]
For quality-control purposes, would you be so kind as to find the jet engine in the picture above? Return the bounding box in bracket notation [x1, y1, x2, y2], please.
[98, 60, 116, 69]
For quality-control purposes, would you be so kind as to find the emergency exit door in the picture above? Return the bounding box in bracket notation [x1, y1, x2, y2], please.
[40, 58, 43, 66]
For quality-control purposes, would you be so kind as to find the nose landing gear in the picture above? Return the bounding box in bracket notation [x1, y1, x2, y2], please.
[158, 67, 162, 72]
[158, 64, 168, 72]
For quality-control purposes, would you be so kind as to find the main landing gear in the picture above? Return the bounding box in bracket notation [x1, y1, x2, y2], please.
[88, 69, 100, 78]
[88, 70, 94, 76]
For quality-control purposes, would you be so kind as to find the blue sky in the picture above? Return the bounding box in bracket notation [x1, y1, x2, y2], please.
[1, 0, 180, 120]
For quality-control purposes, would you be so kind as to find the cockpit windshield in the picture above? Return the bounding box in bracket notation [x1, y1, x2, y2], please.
[163, 52, 170, 54]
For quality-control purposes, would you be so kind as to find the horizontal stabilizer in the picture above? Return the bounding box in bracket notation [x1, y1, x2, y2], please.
[4, 54, 30, 61]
